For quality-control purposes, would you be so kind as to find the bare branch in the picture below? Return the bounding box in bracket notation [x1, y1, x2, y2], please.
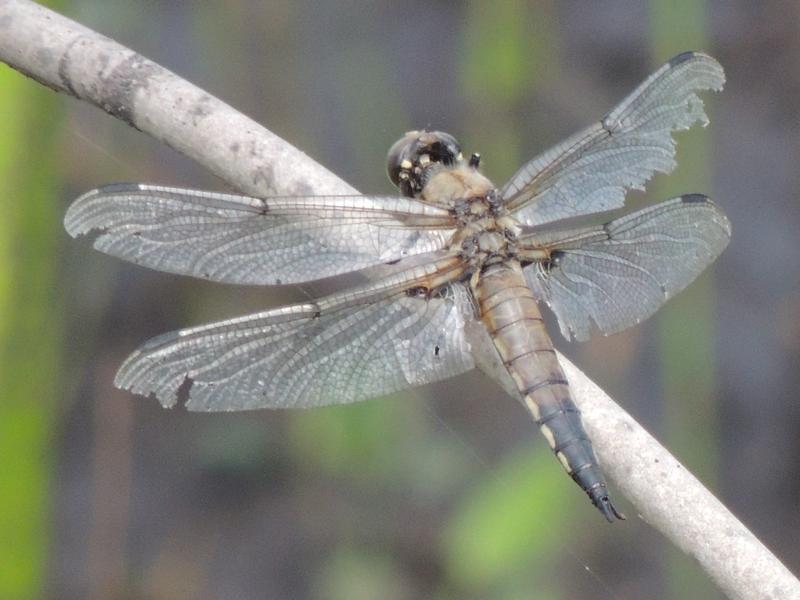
[1, 1, 798, 598]
[559, 354, 799, 600]
[0, 0, 355, 198]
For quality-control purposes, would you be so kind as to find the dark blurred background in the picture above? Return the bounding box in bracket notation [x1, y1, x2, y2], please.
[2, 1, 799, 599]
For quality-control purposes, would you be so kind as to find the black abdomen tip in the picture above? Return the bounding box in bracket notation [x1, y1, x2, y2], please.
[589, 488, 626, 522]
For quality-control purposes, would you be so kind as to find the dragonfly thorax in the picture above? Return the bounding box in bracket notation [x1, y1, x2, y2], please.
[450, 194, 522, 271]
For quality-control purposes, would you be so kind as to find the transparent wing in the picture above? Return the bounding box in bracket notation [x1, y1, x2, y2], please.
[115, 264, 477, 410]
[502, 52, 725, 226]
[522, 195, 731, 342]
[64, 183, 455, 285]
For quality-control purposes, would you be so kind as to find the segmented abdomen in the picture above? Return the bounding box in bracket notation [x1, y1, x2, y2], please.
[474, 261, 623, 521]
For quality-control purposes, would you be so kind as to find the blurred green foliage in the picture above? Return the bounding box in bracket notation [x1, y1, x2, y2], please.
[462, 1, 548, 103]
[314, 545, 412, 600]
[650, 2, 723, 599]
[288, 400, 411, 480]
[461, 0, 557, 185]
[443, 446, 575, 598]
[0, 1, 65, 594]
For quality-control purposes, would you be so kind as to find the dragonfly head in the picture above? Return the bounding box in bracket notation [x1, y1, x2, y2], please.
[387, 130, 463, 197]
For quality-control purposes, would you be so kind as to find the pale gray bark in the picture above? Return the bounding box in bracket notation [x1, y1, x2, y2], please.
[560, 356, 800, 600]
[1, 1, 798, 598]
[0, 0, 355, 199]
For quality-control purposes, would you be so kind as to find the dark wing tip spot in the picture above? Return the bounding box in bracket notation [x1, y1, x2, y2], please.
[680, 193, 710, 204]
[669, 51, 698, 67]
[97, 182, 143, 194]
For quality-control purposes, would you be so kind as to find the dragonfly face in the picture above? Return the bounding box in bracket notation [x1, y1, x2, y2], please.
[387, 130, 462, 197]
[65, 51, 730, 521]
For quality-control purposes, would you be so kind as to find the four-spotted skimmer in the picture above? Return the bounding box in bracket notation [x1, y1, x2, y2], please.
[65, 51, 730, 520]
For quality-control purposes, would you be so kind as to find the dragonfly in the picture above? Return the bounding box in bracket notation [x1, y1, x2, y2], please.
[65, 51, 730, 521]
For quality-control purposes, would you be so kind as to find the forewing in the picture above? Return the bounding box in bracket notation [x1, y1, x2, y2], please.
[115, 282, 476, 411]
[522, 195, 731, 342]
[502, 52, 725, 226]
[64, 183, 455, 285]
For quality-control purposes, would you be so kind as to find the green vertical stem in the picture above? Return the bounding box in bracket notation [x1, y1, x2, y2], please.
[461, 0, 557, 184]
[0, 15, 64, 600]
[446, 1, 567, 596]
[460, 0, 557, 176]
[649, 3, 723, 599]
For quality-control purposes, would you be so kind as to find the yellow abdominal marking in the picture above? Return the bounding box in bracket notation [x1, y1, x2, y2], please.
[540, 423, 556, 448]
[557, 451, 572, 473]
[510, 370, 526, 391]
[524, 396, 541, 420]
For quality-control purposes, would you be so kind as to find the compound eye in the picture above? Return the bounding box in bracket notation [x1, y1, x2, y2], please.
[425, 131, 461, 167]
[386, 130, 463, 197]
[386, 131, 421, 188]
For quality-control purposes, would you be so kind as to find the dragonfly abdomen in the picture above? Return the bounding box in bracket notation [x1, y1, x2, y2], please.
[474, 262, 624, 521]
